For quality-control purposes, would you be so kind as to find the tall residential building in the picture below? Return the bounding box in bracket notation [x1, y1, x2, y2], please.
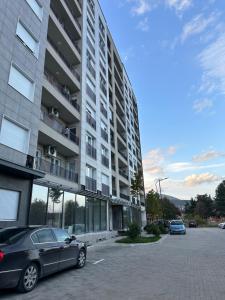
[0, 0, 146, 242]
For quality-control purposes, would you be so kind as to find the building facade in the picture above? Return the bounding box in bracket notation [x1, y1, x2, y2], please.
[0, 0, 146, 242]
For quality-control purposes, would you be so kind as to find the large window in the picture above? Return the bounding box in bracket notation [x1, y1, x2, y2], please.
[75, 195, 86, 234]
[16, 21, 39, 57]
[63, 192, 76, 234]
[94, 199, 100, 232]
[101, 201, 107, 230]
[0, 189, 20, 221]
[86, 197, 94, 232]
[29, 185, 48, 225]
[0, 117, 29, 153]
[8, 64, 35, 101]
[25, 0, 43, 20]
[47, 188, 63, 228]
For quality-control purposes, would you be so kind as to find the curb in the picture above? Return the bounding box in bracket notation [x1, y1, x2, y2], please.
[128, 234, 168, 247]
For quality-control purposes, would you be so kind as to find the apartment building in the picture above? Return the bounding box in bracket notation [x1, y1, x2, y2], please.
[0, 0, 146, 241]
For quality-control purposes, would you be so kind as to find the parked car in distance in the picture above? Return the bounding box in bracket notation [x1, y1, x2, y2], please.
[218, 222, 225, 229]
[0, 226, 87, 293]
[189, 220, 198, 228]
[169, 220, 186, 235]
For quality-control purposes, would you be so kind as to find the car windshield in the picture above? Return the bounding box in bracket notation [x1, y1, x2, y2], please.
[171, 221, 183, 225]
[0, 228, 29, 244]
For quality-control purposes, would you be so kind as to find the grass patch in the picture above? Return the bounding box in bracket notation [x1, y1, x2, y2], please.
[116, 236, 161, 244]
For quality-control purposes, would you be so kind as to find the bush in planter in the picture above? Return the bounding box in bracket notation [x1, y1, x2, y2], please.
[145, 224, 161, 236]
[127, 222, 141, 240]
[158, 224, 168, 234]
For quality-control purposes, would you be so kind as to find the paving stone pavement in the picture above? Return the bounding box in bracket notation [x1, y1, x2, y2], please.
[1, 228, 225, 300]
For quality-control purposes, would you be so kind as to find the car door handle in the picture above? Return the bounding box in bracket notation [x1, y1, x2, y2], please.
[39, 248, 46, 253]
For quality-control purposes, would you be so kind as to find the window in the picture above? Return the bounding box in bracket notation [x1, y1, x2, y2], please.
[29, 185, 48, 225]
[25, 0, 43, 20]
[86, 132, 95, 146]
[86, 165, 95, 178]
[36, 229, 55, 243]
[53, 228, 70, 242]
[16, 21, 39, 57]
[0, 117, 29, 153]
[75, 195, 86, 234]
[0, 189, 20, 221]
[8, 65, 35, 101]
[102, 174, 109, 186]
[101, 145, 108, 157]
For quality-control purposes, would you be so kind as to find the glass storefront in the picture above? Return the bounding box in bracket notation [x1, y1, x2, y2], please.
[29, 184, 108, 234]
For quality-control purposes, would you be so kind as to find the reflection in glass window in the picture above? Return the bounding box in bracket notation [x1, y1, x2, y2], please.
[123, 206, 131, 229]
[75, 195, 86, 234]
[101, 201, 107, 230]
[29, 185, 48, 225]
[94, 199, 100, 232]
[86, 197, 94, 232]
[47, 188, 63, 228]
[63, 192, 76, 234]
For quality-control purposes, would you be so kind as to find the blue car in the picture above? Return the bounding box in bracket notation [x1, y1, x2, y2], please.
[169, 220, 186, 235]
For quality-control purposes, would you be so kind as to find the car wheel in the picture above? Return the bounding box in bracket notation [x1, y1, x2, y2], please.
[76, 249, 86, 269]
[17, 263, 39, 293]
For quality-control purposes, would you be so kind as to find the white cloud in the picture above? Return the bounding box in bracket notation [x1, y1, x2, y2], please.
[198, 34, 225, 95]
[193, 150, 225, 162]
[193, 98, 213, 113]
[128, 0, 152, 16]
[137, 17, 150, 31]
[166, 162, 225, 173]
[165, 0, 192, 14]
[184, 172, 220, 186]
[181, 13, 219, 42]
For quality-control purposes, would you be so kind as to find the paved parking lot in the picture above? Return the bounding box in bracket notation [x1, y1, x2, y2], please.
[1, 228, 225, 300]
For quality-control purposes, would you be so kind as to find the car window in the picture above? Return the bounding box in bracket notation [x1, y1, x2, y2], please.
[35, 229, 56, 243]
[31, 233, 39, 244]
[53, 228, 70, 242]
[0, 228, 29, 244]
[171, 221, 183, 225]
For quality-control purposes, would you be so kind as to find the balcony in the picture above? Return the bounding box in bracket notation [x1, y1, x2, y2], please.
[120, 193, 130, 201]
[87, 61, 96, 78]
[100, 82, 107, 97]
[86, 143, 97, 159]
[102, 183, 110, 196]
[86, 113, 96, 130]
[100, 103, 108, 119]
[44, 70, 80, 113]
[86, 176, 97, 192]
[101, 129, 108, 142]
[112, 189, 117, 196]
[119, 169, 129, 180]
[101, 155, 109, 168]
[35, 157, 78, 183]
[41, 110, 79, 146]
[86, 84, 96, 103]
[118, 150, 127, 161]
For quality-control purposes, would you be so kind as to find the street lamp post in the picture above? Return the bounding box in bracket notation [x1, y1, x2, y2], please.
[156, 177, 168, 220]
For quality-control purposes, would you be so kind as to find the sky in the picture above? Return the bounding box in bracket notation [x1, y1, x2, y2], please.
[99, 0, 225, 200]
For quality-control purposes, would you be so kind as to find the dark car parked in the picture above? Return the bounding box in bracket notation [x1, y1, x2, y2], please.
[188, 220, 198, 228]
[0, 226, 87, 293]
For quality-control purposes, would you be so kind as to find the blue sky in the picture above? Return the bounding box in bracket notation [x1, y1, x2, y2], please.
[99, 0, 225, 200]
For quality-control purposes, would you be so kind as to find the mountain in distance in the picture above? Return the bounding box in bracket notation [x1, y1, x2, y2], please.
[162, 194, 190, 210]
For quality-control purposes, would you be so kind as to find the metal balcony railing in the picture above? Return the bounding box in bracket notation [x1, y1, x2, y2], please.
[86, 176, 97, 192]
[120, 193, 130, 201]
[41, 109, 79, 146]
[102, 184, 110, 196]
[118, 150, 127, 160]
[35, 158, 78, 183]
[44, 70, 80, 112]
[86, 113, 96, 129]
[86, 143, 97, 159]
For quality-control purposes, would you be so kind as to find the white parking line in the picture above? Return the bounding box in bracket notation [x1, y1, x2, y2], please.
[93, 259, 105, 265]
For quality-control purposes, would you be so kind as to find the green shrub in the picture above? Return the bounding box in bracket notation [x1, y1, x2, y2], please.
[127, 222, 141, 240]
[144, 224, 161, 236]
[158, 224, 168, 234]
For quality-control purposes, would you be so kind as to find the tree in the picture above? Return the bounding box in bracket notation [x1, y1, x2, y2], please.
[195, 194, 213, 219]
[215, 180, 225, 216]
[160, 197, 181, 220]
[146, 190, 162, 221]
[49, 187, 63, 203]
[130, 170, 144, 199]
[184, 198, 197, 215]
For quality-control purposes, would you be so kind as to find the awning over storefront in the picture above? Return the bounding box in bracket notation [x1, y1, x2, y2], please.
[110, 197, 141, 209]
[0, 158, 45, 179]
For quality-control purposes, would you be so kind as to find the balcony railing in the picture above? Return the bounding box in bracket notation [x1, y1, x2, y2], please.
[44, 70, 80, 112]
[86, 176, 97, 192]
[86, 143, 97, 159]
[101, 129, 108, 142]
[101, 155, 109, 168]
[86, 84, 96, 103]
[41, 109, 79, 145]
[48, 37, 80, 82]
[100, 104, 107, 118]
[118, 150, 127, 160]
[117, 130, 127, 143]
[86, 113, 96, 130]
[100, 82, 107, 96]
[119, 169, 129, 180]
[120, 193, 130, 201]
[64, 0, 82, 30]
[51, 8, 81, 54]
[87, 61, 96, 78]
[35, 157, 78, 183]
[102, 183, 110, 196]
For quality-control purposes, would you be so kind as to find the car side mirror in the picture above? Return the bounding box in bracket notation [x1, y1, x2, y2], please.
[65, 237, 71, 244]
[70, 235, 76, 241]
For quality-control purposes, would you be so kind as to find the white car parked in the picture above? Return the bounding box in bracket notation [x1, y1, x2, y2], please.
[218, 222, 225, 229]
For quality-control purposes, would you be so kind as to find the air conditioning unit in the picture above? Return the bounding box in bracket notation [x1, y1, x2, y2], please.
[44, 145, 57, 157]
[48, 107, 59, 118]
